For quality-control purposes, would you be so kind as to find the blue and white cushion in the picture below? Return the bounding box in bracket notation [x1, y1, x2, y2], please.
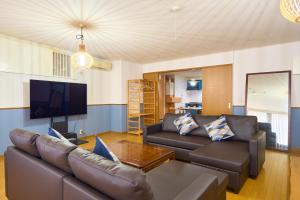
[203, 116, 235, 141]
[173, 113, 199, 135]
[48, 128, 69, 142]
[93, 137, 119, 162]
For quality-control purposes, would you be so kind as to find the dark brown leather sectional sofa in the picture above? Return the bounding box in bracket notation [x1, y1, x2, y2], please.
[143, 114, 266, 193]
[5, 129, 228, 200]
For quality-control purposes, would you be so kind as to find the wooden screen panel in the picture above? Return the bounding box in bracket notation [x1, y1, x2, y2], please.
[143, 72, 160, 122]
[202, 65, 233, 115]
[158, 74, 165, 120]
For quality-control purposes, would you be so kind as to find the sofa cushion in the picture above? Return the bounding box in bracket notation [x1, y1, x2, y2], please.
[174, 113, 199, 135]
[190, 141, 250, 173]
[162, 113, 183, 132]
[190, 115, 219, 137]
[146, 132, 211, 150]
[203, 116, 235, 141]
[225, 115, 258, 142]
[9, 129, 40, 157]
[36, 135, 77, 173]
[68, 148, 154, 200]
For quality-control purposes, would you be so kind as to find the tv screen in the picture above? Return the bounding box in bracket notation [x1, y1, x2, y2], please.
[30, 80, 87, 119]
[187, 80, 202, 90]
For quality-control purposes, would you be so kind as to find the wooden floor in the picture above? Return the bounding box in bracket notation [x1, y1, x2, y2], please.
[0, 132, 295, 200]
[290, 155, 300, 200]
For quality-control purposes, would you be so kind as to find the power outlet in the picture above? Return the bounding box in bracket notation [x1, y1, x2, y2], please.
[79, 129, 84, 135]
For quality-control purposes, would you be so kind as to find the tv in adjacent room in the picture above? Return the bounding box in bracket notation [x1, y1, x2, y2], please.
[30, 80, 87, 119]
[187, 80, 202, 90]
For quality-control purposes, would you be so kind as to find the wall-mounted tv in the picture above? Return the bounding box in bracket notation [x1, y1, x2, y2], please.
[187, 80, 202, 90]
[30, 80, 87, 119]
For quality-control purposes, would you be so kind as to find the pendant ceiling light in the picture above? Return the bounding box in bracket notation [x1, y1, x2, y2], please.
[71, 25, 94, 70]
[280, 0, 300, 23]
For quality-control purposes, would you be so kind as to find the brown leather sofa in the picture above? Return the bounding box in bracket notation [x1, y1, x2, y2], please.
[5, 129, 228, 200]
[143, 114, 266, 193]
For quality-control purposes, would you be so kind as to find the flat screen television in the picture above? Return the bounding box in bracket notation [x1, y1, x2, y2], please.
[187, 80, 202, 90]
[30, 80, 87, 119]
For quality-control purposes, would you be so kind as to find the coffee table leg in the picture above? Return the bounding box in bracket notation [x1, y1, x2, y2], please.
[170, 152, 176, 160]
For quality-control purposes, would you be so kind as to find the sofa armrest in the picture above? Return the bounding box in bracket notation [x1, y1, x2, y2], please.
[249, 130, 266, 177]
[173, 174, 218, 200]
[143, 123, 162, 144]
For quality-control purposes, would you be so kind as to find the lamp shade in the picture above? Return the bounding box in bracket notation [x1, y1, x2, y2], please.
[71, 44, 94, 69]
[280, 0, 300, 23]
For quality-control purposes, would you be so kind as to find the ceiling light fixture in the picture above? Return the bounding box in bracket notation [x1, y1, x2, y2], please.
[170, 5, 181, 40]
[71, 24, 94, 70]
[280, 0, 300, 23]
[189, 79, 197, 87]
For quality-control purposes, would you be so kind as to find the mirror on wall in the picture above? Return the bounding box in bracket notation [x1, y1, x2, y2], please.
[246, 71, 291, 151]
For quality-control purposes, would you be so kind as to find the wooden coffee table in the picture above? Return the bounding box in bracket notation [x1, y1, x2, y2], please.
[108, 140, 175, 172]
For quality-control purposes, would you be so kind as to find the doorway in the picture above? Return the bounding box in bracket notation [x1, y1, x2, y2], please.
[143, 64, 233, 121]
[245, 71, 291, 151]
[160, 70, 203, 116]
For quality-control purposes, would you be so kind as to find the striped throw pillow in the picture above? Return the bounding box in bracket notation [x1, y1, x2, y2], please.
[203, 116, 235, 141]
[174, 113, 199, 135]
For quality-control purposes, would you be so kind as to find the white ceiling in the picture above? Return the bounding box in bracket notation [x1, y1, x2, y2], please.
[0, 0, 300, 64]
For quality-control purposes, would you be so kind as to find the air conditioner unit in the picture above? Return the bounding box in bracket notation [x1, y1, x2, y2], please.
[91, 58, 112, 70]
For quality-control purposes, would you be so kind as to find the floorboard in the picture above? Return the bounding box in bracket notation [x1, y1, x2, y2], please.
[290, 155, 300, 200]
[0, 132, 292, 200]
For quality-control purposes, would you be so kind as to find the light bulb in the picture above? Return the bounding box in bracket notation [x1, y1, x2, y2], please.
[71, 44, 94, 69]
[280, 0, 300, 23]
[189, 79, 197, 86]
[79, 53, 87, 66]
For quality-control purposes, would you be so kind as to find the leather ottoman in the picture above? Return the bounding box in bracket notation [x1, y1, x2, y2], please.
[146, 160, 228, 200]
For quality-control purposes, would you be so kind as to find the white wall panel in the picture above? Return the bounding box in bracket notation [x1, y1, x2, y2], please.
[143, 42, 300, 107]
[70, 60, 142, 105]
[0, 35, 144, 107]
[233, 42, 300, 107]
[143, 52, 233, 73]
[0, 35, 53, 76]
[120, 60, 143, 104]
[0, 72, 79, 108]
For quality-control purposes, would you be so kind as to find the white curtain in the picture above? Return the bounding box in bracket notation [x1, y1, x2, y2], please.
[271, 113, 288, 146]
[247, 110, 288, 146]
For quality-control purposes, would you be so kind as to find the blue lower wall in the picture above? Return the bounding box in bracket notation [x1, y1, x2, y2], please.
[233, 106, 300, 148]
[232, 106, 246, 115]
[0, 104, 127, 154]
[1, 105, 298, 153]
[110, 105, 127, 132]
[291, 108, 300, 148]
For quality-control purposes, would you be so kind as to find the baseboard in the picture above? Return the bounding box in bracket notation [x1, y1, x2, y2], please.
[79, 130, 128, 138]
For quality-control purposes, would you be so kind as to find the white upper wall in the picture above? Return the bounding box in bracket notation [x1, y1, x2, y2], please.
[0, 34, 54, 76]
[82, 60, 143, 104]
[143, 42, 300, 107]
[0, 72, 80, 108]
[120, 60, 143, 104]
[0, 35, 143, 108]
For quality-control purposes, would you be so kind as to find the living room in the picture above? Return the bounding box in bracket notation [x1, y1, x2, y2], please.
[1, 0, 300, 200]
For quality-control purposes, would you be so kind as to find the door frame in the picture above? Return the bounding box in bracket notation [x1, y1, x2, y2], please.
[143, 64, 233, 118]
[245, 70, 292, 152]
